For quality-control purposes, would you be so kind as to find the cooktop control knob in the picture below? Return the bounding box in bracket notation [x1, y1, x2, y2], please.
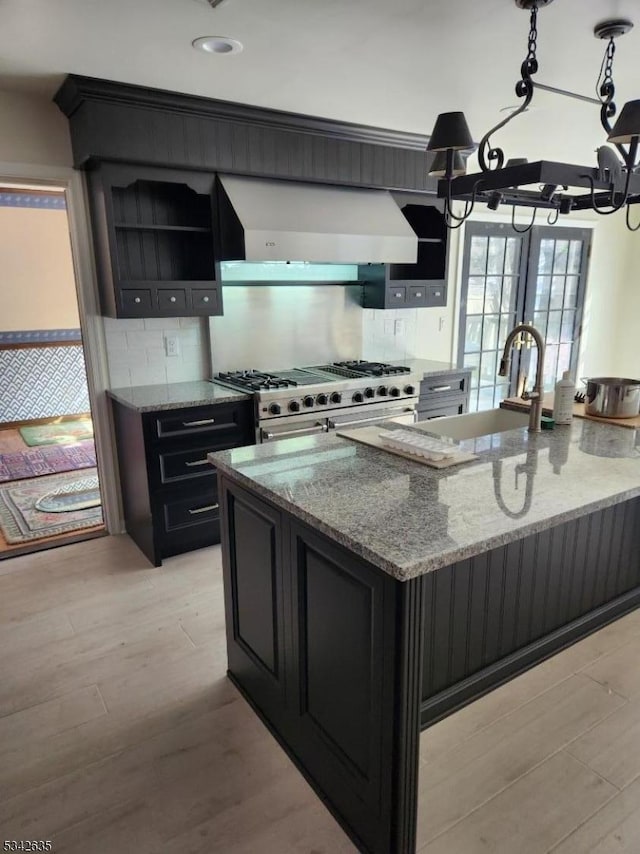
[404, 384, 416, 395]
[316, 393, 329, 406]
[289, 400, 301, 413]
[389, 387, 400, 397]
[330, 392, 342, 404]
[364, 387, 375, 399]
[377, 386, 388, 396]
[303, 395, 315, 408]
[352, 391, 364, 403]
[269, 403, 281, 415]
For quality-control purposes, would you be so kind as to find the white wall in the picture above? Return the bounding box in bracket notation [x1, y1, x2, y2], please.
[615, 228, 640, 379]
[0, 90, 72, 167]
[103, 317, 210, 388]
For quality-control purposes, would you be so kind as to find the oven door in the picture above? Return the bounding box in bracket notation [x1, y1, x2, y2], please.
[259, 416, 329, 443]
[327, 402, 417, 431]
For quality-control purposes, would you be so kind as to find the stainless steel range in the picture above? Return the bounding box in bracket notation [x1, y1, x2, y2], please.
[215, 360, 420, 443]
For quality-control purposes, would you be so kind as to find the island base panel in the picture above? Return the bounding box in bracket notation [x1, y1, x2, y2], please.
[420, 497, 640, 727]
[220, 475, 425, 854]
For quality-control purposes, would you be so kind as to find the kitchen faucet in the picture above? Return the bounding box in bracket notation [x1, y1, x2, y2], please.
[498, 323, 545, 433]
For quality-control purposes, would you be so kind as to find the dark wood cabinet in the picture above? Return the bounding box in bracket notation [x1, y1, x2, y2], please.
[416, 370, 471, 422]
[359, 197, 448, 310]
[111, 398, 253, 566]
[87, 163, 223, 318]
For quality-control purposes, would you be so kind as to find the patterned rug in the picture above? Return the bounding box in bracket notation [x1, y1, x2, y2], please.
[0, 469, 103, 543]
[0, 439, 96, 483]
[19, 419, 94, 447]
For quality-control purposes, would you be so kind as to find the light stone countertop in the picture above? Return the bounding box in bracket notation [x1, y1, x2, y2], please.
[390, 358, 474, 378]
[211, 419, 640, 581]
[107, 380, 251, 412]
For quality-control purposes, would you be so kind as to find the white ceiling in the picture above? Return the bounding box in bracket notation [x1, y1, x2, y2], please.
[0, 0, 638, 164]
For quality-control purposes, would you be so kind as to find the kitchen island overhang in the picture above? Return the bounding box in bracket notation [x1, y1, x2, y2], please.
[209, 421, 640, 854]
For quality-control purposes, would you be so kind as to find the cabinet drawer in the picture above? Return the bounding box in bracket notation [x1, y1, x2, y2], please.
[191, 288, 220, 313]
[160, 488, 220, 534]
[425, 283, 446, 306]
[120, 288, 153, 316]
[408, 286, 428, 306]
[388, 286, 406, 305]
[419, 372, 470, 399]
[417, 398, 467, 421]
[158, 445, 218, 485]
[158, 289, 187, 313]
[151, 402, 252, 443]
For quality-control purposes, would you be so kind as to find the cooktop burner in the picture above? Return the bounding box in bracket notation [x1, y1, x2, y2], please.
[216, 368, 334, 391]
[332, 360, 412, 377]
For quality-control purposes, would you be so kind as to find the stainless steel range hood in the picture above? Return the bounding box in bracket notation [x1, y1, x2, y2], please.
[216, 174, 418, 264]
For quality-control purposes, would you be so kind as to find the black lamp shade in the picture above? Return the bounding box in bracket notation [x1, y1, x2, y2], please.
[427, 111, 474, 151]
[429, 150, 466, 177]
[608, 100, 640, 143]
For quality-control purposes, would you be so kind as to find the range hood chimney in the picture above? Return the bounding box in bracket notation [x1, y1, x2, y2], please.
[216, 174, 418, 264]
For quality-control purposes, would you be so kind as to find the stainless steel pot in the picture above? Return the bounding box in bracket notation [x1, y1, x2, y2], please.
[582, 377, 640, 419]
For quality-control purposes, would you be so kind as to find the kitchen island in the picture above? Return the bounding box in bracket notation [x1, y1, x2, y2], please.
[210, 420, 640, 854]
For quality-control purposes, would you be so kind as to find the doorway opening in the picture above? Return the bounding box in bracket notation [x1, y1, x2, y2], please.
[458, 222, 592, 411]
[0, 185, 105, 558]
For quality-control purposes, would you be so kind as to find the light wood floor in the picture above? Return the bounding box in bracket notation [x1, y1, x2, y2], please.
[2, 536, 640, 853]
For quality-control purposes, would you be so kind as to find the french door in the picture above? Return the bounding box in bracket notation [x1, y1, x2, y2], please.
[458, 222, 591, 412]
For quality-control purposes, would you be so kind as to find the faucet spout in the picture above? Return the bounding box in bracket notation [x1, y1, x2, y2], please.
[499, 323, 546, 433]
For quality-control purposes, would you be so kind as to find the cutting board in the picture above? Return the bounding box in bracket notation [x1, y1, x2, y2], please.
[501, 395, 640, 430]
[336, 426, 478, 469]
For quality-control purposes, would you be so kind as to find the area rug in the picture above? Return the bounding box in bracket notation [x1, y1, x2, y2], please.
[0, 469, 103, 543]
[19, 419, 94, 447]
[0, 439, 96, 483]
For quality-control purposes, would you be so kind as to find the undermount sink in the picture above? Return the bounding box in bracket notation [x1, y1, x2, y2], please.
[416, 408, 530, 441]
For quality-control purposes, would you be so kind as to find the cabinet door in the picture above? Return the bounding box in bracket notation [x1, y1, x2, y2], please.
[287, 521, 396, 852]
[220, 478, 288, 722]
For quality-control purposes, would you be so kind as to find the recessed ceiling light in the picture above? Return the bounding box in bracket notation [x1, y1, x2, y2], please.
[192, 36, 243, 55]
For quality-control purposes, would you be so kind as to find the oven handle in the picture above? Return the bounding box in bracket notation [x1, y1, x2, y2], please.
[327, 408, 415, 429]
[262, 422, 328, 441]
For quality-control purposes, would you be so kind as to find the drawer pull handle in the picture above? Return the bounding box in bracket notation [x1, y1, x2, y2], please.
[203, 296, 210, 303]
[169, 296, 177, 303]
[182, 418, 215, 427]
[415, 292, 423, 297]
[430, 385, 452, 392]
[394, 292, 403, 298]
[134, 297, 141, 304]
[188, 503, 219, 515]
[185, 459, 211, 467]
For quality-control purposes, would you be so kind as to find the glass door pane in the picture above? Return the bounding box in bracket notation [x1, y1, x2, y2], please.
[458, 225, 528, 411]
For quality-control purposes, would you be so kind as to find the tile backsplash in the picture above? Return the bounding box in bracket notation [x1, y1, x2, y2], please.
[104, 317, 209, 388]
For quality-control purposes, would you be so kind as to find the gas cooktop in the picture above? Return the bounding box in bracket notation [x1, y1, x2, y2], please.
[215, 362, 412, 392]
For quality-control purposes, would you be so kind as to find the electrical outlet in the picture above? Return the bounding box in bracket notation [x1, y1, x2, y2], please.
[439, 316, 446, 332]
[164, 334, 181, 357]
[394, 319, 406, 336]
[383, 319, 394, 336]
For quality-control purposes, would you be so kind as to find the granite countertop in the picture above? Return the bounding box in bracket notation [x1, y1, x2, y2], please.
[210, 420, 640, 582]
[107, 380, 251, 412]
[391, 358, 473, 378]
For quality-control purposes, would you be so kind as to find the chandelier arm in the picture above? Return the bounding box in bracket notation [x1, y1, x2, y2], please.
[626, 203, 640, 232]
[443, 177, 484, 224]
[547, 207, 560, 225]
[479, 4, 540, 173]
[511, 205, 538, 234]
[581, 166, 634, 215]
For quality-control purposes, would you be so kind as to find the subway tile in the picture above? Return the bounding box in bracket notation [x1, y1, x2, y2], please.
[104, 331, 127, 351]
[107, 366, 131, 389]
[126, 329, 163, 349]
[105, 318, 145, 332]
[106, 346, 147, 367]
[142, 318, 181, 331]
[129, 363, 167, 386]
[165, 361, 205, 383]
[179, 317, 204, 329]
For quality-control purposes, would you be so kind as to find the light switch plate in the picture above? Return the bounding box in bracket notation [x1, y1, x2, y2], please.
[394, 319, 406, 336]
[164, 334, 181, 357]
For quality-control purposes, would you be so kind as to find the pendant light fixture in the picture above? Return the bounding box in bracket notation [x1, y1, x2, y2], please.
[428, 0, 640, 232]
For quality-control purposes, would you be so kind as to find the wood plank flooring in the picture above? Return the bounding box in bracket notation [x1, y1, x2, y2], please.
[2, 535, 640, 853]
